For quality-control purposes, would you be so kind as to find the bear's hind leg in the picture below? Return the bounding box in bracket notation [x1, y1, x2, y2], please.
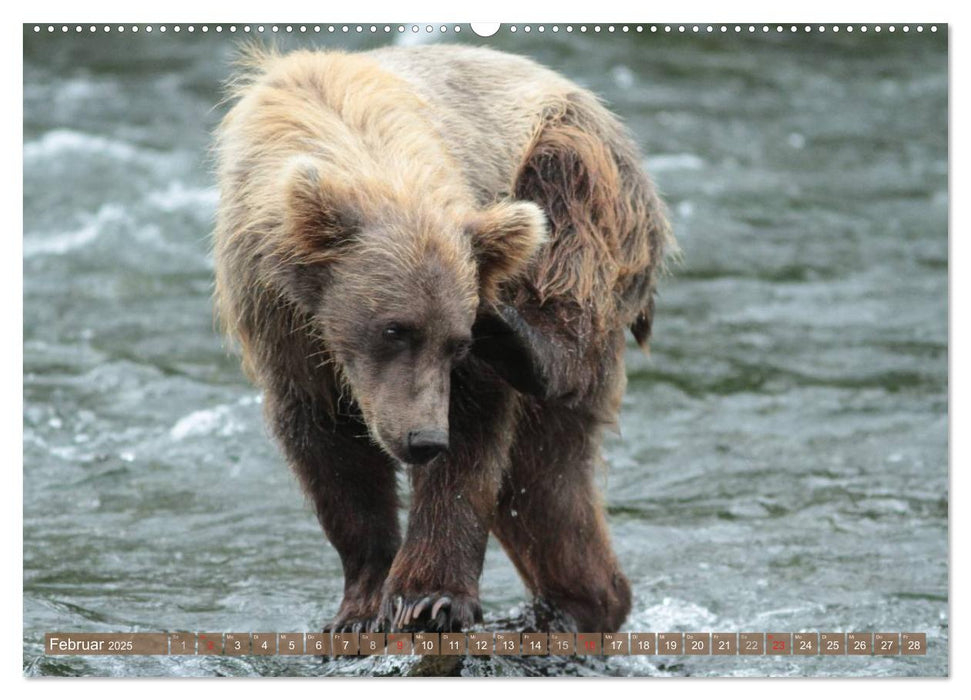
[266, 388, 401, 633]
[492, 402, 632, 633]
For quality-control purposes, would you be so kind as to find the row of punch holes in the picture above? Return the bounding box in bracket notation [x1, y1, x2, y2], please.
[33, 24, 940, 35]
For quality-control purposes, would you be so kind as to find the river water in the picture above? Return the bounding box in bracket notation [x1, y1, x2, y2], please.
[23, 24, 948, 677]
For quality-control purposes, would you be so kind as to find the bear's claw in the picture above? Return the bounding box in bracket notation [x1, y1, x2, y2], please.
[324, 616, 372, 634]
[379, 592, 482, 632]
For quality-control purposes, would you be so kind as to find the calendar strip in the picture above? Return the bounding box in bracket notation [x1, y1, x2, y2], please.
[44, 632, 927, 656]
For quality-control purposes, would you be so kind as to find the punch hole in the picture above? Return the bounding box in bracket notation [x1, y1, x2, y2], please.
[470, 23, 500, 37]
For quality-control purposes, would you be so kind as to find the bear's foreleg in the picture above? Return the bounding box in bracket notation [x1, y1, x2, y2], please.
[265, 387, 401, 633]
[376, 368, 517, 632]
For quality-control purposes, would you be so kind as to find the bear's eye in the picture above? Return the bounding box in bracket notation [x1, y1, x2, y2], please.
[382, 323, 411, 344]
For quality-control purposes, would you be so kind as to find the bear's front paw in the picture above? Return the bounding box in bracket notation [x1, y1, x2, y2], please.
[472, 302, 553, 399]
[325, 594, 384, 633]
[324, 613, 374, 634]
[377, 591, 483, 632]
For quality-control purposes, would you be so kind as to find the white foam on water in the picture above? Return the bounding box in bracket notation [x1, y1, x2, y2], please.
[147, 181, 219, 214]
[611, 65, 636, 89]
[23, 129, 140, 163]
[170, 405, 238, 441]
[629, 596, 719, 632]
[170, 395, 261, 441]
[646, 154, 706, 172]
[754, 603, 825, 620]
[23, 203, 128, 257]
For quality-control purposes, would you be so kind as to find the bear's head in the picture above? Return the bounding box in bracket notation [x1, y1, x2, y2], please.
[275, 158, 547, 465]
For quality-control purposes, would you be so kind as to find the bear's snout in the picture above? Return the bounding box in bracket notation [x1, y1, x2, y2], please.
[405, 428, 449, 465]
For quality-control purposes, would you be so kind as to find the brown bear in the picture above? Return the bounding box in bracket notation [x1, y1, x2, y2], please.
[212, 44, 673, 634]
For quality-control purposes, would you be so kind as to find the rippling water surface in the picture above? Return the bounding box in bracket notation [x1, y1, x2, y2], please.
[23, 26, 948, 677]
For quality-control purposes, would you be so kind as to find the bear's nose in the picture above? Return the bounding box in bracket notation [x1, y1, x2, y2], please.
[406, 429, 449, 465]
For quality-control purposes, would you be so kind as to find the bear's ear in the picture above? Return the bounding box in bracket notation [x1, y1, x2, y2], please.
[468, 201, 548, 300]
[281, 157, 360, 265]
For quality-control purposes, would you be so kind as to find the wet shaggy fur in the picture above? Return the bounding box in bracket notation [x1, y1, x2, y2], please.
[213, 44, 673, 634]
